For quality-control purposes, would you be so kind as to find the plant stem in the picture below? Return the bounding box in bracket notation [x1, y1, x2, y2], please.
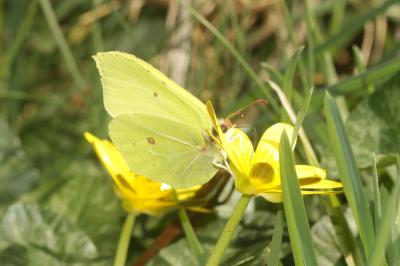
[206, 194, 251, 266]
[178, 208, 205, 262]
[114, 213, 136, 266]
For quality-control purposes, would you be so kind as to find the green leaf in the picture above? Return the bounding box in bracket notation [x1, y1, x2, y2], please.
[148, 211, 289, 266]
[324, 93, 375, 257]
[44, 172, 124, 254]
[366, 156, 400, 266]
[291, 87, 314, 150]
[314, 0, 398, 55]
[0, 118, 38, 206]
[0, 202, 108, 265]
[372, 153, 382, 231]
[280, 131, 318, 266]
[346, 75, 400, 167]
[311, 214, 346, 265]
[325, 59, 400, 95]
[267, 210, 284, 266]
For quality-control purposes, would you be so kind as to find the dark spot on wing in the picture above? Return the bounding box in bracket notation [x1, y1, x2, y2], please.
[131, 142, 136, 146]
[153, 92, 158, 97]
[152, 163, 156, 167]
[161, 81, 166, 85]
[147, 137, 156, 145]
[200, 147, 207, 153]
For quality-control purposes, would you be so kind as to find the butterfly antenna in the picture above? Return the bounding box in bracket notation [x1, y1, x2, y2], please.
[225, 99, 268, 122]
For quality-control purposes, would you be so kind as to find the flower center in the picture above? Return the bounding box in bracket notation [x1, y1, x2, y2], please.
[250, 162, 275, 184]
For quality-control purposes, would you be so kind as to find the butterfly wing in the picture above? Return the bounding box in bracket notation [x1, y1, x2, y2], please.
[109, 113, 220, 188]
[94, 52, 210, 129]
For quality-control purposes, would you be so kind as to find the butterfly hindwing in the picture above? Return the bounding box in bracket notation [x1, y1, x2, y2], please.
[109, 113, 220, 188]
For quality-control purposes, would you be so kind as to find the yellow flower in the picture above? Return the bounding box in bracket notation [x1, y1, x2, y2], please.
[206, 103, 342, 203]
[84, 132, 203, 215]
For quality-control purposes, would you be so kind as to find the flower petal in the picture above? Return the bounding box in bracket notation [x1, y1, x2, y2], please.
[300, 179, 343, 192]
[256, 123, 294, 153]
[224, 128, 254, 172]
[84, 132, 130, 177]
[224, 128, 255, 194]
[259, 192, 283, 203]
[295, 165, 326, 184]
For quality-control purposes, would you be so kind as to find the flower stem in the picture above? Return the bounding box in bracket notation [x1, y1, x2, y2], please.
[114, 213, 136, 266]
[206, 194, 252, 266]
[178, 208, 205, 262]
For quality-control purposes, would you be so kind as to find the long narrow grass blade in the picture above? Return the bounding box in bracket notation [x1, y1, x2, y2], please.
[267, 210, 284, 266]
[314, 0, 397, 55]
[352, 46, 374, 94]
[326, 58, 400, 94]
[38, 0, 86, 90]
[280, 131, 318, 266]
[304, 0, 316, 86]
[324, 93, 375, 257]
[366, 160, 399, 266]
[282, 46, 304, 121]
[372, 153, 382, 231]
[179, 1, 280, 113]
[1, 1, 37, 80]
[291, 87, 313, 150]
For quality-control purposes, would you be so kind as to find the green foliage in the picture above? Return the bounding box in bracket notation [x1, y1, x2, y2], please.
[280, 132, 317, 266]
[346, 75, 400, 167]
[325, 93, 375, 257]
[0, 203, 107, 265]
[1, 0, 399, 265]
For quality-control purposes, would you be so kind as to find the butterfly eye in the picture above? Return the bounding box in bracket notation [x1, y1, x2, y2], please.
[218, 119, 232, 133]
[220, 124, 228, 133]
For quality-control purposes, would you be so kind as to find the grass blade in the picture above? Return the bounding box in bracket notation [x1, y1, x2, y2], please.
[366, 156, 399, 266]
[280, 131, 318, 266]
[324, 93, 375, 257]
[325, 58, 400, 94]
[282, 46, 304, 121]
[314, 0, 398, 55]
[267, 210, 284, 266]
[352, 46, 375, 94]
[291, 87, 313, 150]
[179, 0, 280, 114]
[372, 153, 382, 231]
[39, 0, 86, 90]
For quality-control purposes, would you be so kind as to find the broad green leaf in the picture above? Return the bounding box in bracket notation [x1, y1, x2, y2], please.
[324, 93, 375, 257]
[346, 74, 400, 167]
[280, 131, 318, 266]
[0, 203, 107, 265]
[45, 171, 123, 254]
[0, 118, 38, 206]
[311, 215, 345, 265]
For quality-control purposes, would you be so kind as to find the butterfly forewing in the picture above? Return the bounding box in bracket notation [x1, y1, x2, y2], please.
[94, 52, 210, 130]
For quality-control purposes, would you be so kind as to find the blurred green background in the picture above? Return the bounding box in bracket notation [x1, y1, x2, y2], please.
[1, 0, 399, 265]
